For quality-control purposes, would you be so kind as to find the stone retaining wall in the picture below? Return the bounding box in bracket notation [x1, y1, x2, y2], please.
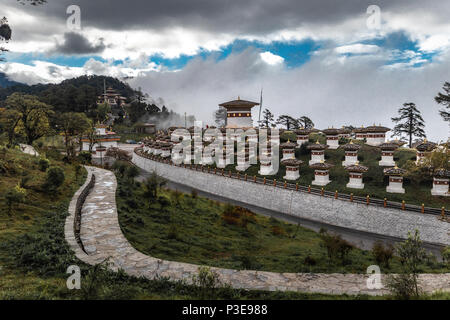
[65, 166, 98, 264]
[132, 151, 450, 246]
[74, 172, 96, 254]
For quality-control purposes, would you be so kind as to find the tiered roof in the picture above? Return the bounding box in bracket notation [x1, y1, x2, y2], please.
[345, 162, 368, 173]
[281, 159, 303, 166]
[378, 143, 399, 151]
[415, 140, 437, 152]
[307, 141, 328, 150]
[383, 166, 406, 176]
[310, 161, 334, 170]
[434, 168, 450, 178]
[340, 141, 361, 151]
[322, 128, 340, 135]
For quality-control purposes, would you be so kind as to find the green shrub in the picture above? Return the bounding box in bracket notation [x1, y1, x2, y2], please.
[44, 166, 65, 191]
[77, 151, 92, 164]
[304, 255, 317, 266]
[372, 241, 394, 268]
[4, 184, 26, 215]
[442, 247, 450, 267]
[43, 147, 63, 161]
[319, 231, 353, 264]
[221, 204, 255, 228]
[38, 158, 50, 172]
[124, 165, 139, 180]
[385, 230, 426, 299]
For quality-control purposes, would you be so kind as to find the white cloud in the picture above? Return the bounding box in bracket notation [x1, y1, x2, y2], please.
[0, 58, 159, 84]
[335, 44, 380, 54]
[260, 51, 284, 65]
[128, 48, 449, 142]
[418, 35, 450, 52]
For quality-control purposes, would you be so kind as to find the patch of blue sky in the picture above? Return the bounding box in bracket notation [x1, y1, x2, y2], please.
[355, 31, 437, 67]
[147, 38, 321, 70]
[2, 52, 105, 67]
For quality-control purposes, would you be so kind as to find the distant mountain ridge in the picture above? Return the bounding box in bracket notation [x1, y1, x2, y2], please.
[0, 72, 21, 88]
[0, 75, 138, 114]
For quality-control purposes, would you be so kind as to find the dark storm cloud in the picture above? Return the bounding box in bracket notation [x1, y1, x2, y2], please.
[13, 0, 448, 35]
[51, 32, 105, 54]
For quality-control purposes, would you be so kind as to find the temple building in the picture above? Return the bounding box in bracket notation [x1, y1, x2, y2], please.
[294, 128, 311, 147]
[310, 161, 334, 186]
[353, 126, 367, 140]
[219, 97, 259, 128]
[341, 141, 361, 166]
[387, 138, 407, 148]
[378, 142, 398, 167]
[280, 140, 296, 161]
[281, 159, 303, 181]
[338, 127, 351, 139]
[345, 162, 368, 189]
[81, 123, 120, 157]
[415, 140, 437, 164]
[160, 142, 172, 158]
[364, 125, 390, 146]
[384, 166, 406, 194]
[307, 141, 328, 165]
[431, 168, 449, 196]
[97, 87, 127, 107]
[236, 144, 250, 171]
[258, 145, 274, 175]
[322, 128, 340, 149]
[135, 123, 156, 134]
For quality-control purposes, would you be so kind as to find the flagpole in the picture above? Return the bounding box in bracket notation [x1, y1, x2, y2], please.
[258, 87, 263, 127]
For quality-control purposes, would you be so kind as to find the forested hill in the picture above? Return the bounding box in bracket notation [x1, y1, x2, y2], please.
[0, 72, 20, 88]
[0, 75, 137, 114]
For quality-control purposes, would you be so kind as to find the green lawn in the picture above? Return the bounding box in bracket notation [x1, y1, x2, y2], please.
[116, 175, 449, 275]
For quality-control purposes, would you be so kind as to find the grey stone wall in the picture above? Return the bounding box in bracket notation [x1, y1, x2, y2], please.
[133, 152, 450, 246]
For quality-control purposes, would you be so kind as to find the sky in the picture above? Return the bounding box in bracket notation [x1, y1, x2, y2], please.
[1, 0, 449, 141]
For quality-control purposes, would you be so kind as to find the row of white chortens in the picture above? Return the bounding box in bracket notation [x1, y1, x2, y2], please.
[139, 125, 449, 197]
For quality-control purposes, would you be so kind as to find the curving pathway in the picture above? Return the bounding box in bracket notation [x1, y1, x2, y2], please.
[65, 166, 450, 296]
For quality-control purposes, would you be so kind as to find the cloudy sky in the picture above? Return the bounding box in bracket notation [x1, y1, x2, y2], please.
[1, 0, 449, 140]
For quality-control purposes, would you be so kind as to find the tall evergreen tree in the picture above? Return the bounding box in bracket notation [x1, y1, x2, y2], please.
[276, 115, 297, 130]
[258, 108, 274, 128]
[0, 17, 11, 61]
[297, 116, 314, 129]
[391, 103, 426, 148]
[434, 81, 450, 122]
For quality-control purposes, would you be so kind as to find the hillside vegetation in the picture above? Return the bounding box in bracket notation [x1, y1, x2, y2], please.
[115, 168, 449, 275]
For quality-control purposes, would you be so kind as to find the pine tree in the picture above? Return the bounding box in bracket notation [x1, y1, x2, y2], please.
[0, 17, 11, 61]
[276, 115, 297, 130]
[297, 116, 314, 129]
[391, 103, 426, 148]
[258, 108, 274, 128]
[434, 82, 450, 122]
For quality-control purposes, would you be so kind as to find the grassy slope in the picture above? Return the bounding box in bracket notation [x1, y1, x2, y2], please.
[117, 176, 449, 275]
[0, 146, 86, 298]
[0, 146, 384, 300]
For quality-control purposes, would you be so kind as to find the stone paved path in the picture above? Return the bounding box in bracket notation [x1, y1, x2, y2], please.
[65, 166, 450, 296]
